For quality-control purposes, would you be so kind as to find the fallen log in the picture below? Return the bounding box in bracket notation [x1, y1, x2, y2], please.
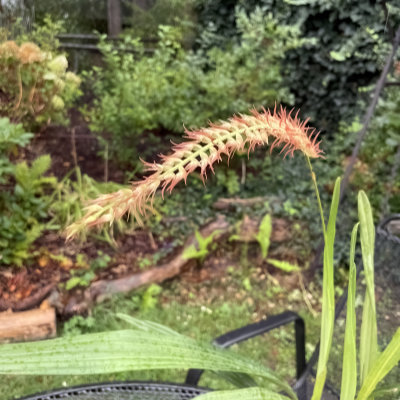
[0, 283, 55, 312]
[213, 196, 268, 210]
[0, 308, 56, 343]
[63, 215, 230, 314]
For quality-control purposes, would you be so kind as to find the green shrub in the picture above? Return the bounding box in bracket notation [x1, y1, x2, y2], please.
[0, 18, 81, 130]
[0, 118, 56, 266]
[195, 0, 400, 131]
[126, 0, 197, 41]
[84, 8, 300, 167]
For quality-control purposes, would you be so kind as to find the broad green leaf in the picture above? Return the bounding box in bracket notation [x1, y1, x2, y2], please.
[255, 214, 272, 259]
[0, 329, 296, 400]
[183, 245, 208, 260]
[312, 177, 340, 400]
[183, 230, 220, 261]
[213, 371, 257, 388]
[340, 223, 359, 400]
[117, 314, 182, 337]
[267, 259, 301, 273]
[356, 328, 400, 400]
[195, 387, 292, 400]
[358, 191, 377, 385]
[201, 230, 221, 247]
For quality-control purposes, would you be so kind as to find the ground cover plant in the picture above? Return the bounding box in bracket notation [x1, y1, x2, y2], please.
[0, 107, 399, 400]
[0, 117, 58, 266]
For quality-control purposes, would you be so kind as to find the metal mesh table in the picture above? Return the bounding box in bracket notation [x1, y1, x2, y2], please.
[18, 382, 210, 400]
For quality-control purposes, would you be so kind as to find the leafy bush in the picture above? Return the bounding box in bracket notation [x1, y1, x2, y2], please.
[126, 0, 197, 41]
[0, 18, 81, 129]
[84, 8, 300, 166]
[195, 0, 400, 131]
[0, 118, 56, 266]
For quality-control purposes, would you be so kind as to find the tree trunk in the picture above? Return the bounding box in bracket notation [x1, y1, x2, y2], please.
[107, 0, 122, 37]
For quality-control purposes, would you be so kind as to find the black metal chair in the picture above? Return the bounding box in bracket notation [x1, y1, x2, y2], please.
[17, 215, 400, 400]
[18, 382, 210, 400]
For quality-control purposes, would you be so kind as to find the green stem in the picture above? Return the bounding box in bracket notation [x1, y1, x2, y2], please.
[306, 155, 326, 236]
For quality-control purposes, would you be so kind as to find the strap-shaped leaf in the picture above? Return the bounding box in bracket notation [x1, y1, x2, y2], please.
[267, 259, 301, 273]
[118, 315, 257, 389]
[0, 329, 296, 400]
[117, 313, 181, 336]
[356, 328, 400, 400]
[312, 177, 340, 400]
[340, 223, 359, 400]
[194, 387, 292, 400]
[358, 191, 378, 385]
[255, 214, 272, 259]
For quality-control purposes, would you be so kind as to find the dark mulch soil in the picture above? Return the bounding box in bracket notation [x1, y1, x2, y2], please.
[27, 109, 124, 182]
[0, 228, 171, 312]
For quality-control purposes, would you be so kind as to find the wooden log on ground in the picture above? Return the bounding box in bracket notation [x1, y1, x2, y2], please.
[213, 196, 268, 210]
[0, 308, 56, 343]
[0, 283, 56, 312]
[63, 215, 230, 314]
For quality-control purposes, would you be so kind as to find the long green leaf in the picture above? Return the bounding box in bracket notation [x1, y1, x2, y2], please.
[312, 177, 340, 400]
[356, 328, 400, 400]
[340, 222, 359, 400]
[255, 214, 272, 259]
[117, 313, 182, 336]
[119, 315, 257, 388]
[0, 329, 296, 400]
[358, 191, 378, 385]
[267, 259, 301, 273]
[195, 387, 292, 400]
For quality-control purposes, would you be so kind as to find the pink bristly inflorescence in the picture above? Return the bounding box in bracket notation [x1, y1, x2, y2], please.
[66, 106, 322, 239]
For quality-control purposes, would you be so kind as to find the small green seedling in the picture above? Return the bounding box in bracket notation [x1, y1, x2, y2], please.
[183, 229, 221, 263]
[255, 213, 301, 273]
[254, 214, 272, 259]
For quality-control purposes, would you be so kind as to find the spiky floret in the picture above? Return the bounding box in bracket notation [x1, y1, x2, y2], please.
[66, 106, 322, 239]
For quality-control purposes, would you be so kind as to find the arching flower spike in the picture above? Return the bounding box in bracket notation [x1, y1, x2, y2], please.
[66, 106, 322, 239]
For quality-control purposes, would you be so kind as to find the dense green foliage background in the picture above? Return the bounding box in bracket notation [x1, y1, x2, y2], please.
[0, 0, 399, 267]
[196, 0, 400, 131]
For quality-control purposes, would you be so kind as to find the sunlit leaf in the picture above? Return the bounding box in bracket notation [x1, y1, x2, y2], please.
[358, 191, 378, 385]
[312, 177, 340, 400]
[255, 214, 272, 259]
[195, 387, 292, 400]
[340, 223, 359, 400]
[267, 259, 301, 273]
[357, 328, 400, 400]
[0, 328, 296, 400]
